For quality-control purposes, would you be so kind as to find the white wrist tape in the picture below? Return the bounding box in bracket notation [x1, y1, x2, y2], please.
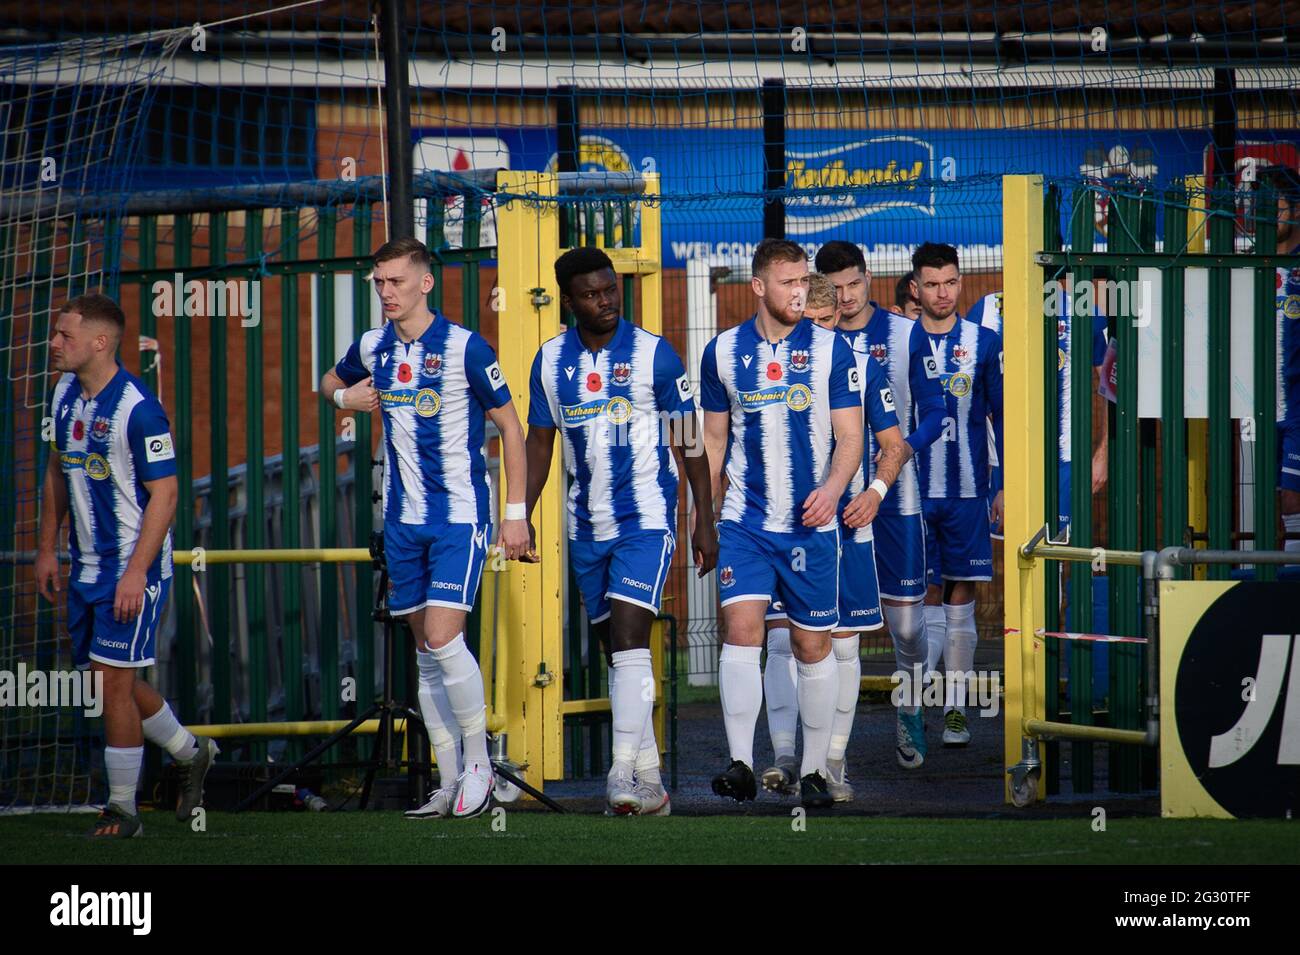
[504, 502, 527, 521]
[869, 479, 889, 501]
[333, 388, 347, 410]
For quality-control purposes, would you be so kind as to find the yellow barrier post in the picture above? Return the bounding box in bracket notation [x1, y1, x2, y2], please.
[1001, 175, 1048, 802]
[1184, 175, 1209, 579]
[493, 171, 566, 787]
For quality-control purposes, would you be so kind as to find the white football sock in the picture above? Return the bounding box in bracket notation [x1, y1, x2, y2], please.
[797, 649, 838, 779]
[943, 601, 978, 713]
[429, 633, 490, 767]
[1284, 513, 1300, 554]
[415, 648, 462, 785]
[610, 648, 653, 777]
[924, 603, 947, 674]
[762, 627, 798, 761]
[828, 635, 861, 762]
[884, 601, 926, 714]
[635, 663, 662, 785]
[140, 702, 198, 761]
[105, 745, 143, 815]
[719, 644, 763, 769]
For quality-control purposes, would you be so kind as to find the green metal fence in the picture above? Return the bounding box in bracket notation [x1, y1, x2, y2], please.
[1035, 180, 1291, 796]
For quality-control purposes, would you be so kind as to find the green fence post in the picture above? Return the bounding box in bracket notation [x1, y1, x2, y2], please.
[1107, 192, 1142, 793]
[1253, 186, 1279, 577]
[280, 210, 304, 732]
[352, 204, 375, 705]
[1161, 191, 1189, 560]
[209, 212, 232, 725]
[1067, 186, 1095, 793]
[462, 193, 484, 659]
[427, 198, 445, 314]
[0, 222, 13, 634]
[245, 210, 268, 756]
[1042, 183, 1061, 797]
[139, 217, 160, 397]
[173, 215, 197, 723]
[1207, 186, 1235, 579]
[32, 222, 56, 678]
[317, 207, 340, 723]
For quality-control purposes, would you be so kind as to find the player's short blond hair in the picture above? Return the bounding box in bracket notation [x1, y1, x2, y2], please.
[806, 273, 836, 311]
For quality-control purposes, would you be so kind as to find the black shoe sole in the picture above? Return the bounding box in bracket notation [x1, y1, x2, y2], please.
[801, 796, 834, 809]
[711, 776, 755, 802]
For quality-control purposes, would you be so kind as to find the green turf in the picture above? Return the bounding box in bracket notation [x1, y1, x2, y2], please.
[5, 811, 1297, 864]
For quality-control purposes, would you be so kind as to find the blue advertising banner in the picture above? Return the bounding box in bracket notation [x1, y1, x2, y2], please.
[412, 127, 1296, 269]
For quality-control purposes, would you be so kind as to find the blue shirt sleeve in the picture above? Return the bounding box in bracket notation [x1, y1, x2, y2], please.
[906, 325, 947, 453]
[527, 349, 555, 428]
[465, 333, 512, 410]
[983, 330, 1005, 473]
[828, 335, 862, 410]
[863, 356, 899, 434]
[699, 337, 729, 413]
[334, 340, 369, 387]
[128, 399, 179, 482]
[653, 338, 696, 415]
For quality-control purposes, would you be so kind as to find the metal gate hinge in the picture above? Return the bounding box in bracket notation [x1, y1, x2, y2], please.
[533, 664, 555, 687]
[529, 287, 552, 309]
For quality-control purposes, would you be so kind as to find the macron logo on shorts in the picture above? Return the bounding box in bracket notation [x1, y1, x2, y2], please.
[621, 576, 652, 592]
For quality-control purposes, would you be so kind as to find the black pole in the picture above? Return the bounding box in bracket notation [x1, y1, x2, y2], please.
[1211, 68, 1237, 194]
[379, 0, 414, 240]
[557, 85, 580, 244]
[762, 78, 786, 240]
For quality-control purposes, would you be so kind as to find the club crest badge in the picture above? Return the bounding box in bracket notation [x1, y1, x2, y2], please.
[612, 362, 632, 386]
[869, 343, 887, 362]
[423, 353, 443, 378]
[719, 566, 735, 588]
[91, 417, 111, 441]
[790, 349, 810, 373]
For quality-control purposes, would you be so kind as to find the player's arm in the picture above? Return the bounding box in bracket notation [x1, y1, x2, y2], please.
[36, 450, 68, 603]
[804, 338, 864, 527]
[321, 340, 378, 413]
[987, 342, 1006, 527]
[485, 400, 530, 561]
[702, 411, 729, 515]
[844, 362, 905, 528]
[1090, 313, 1111, 492]
[114, 474, 178, 623]
[804, 405, 863, 527]
[906, 350, 947, 454]
[521, 425, 557, 563]
[697, 338, 732, 517]
[654, 342, 718, 576]
[671, 427, 719, 577]
[519, 348, 558, 563]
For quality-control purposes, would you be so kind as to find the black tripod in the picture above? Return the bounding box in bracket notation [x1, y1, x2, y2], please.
[233, 533, 563, 813]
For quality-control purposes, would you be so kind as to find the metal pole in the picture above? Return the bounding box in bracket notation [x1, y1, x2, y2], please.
[379, 0, 414, 239]
[556, 85, 580, 245]
[762, 78, 786, 240]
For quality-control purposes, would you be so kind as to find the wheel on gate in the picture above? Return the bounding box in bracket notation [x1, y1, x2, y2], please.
[1010, 771, 1039, 808]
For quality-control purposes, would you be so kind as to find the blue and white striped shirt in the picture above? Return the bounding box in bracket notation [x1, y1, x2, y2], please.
[837, 306, 946, 517]
[916, 318, 1004, 500]
[700, 317, 861, 533]
[334, 311, 511, 527]
[50, 365, 176, 586]
[528, 318, 695, 541]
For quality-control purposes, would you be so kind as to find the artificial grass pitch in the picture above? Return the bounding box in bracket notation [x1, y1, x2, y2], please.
[4, 810, 1297, 865]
